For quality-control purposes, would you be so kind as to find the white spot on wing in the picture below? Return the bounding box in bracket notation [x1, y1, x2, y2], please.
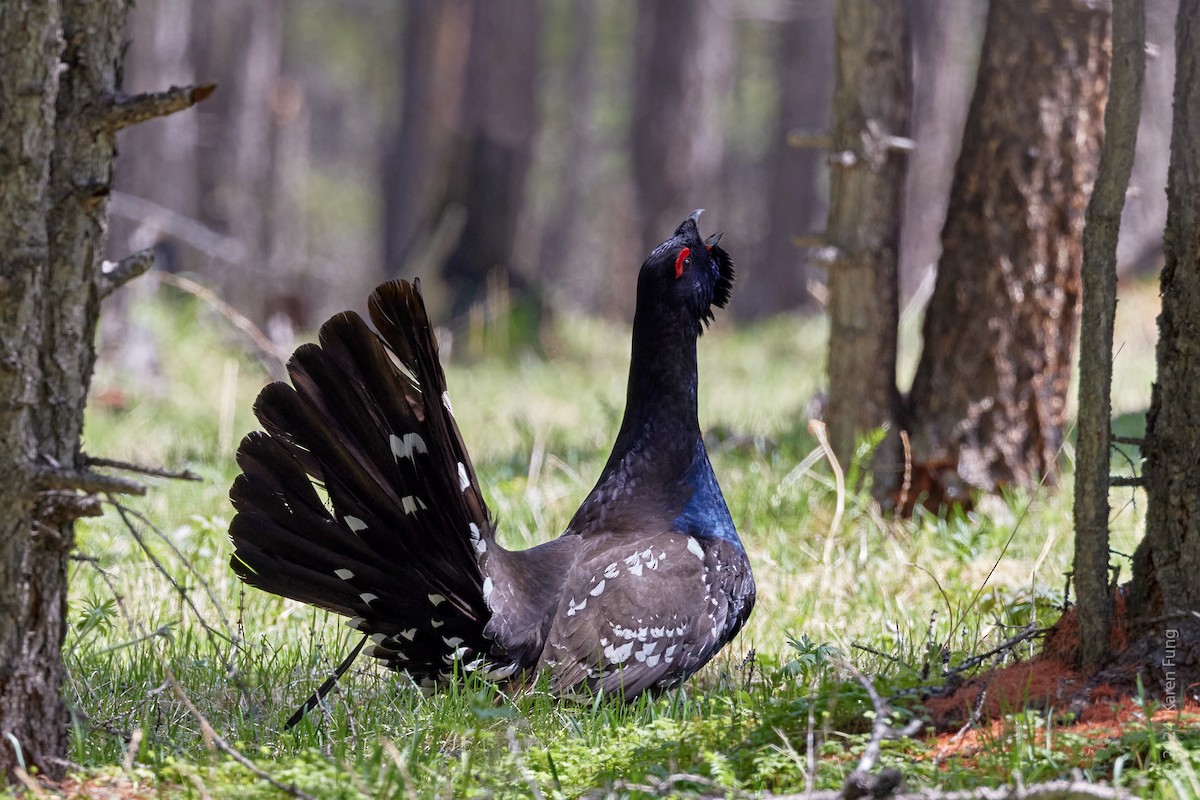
[359, 593, 378, 606]
[590, 579, 606, 597]
[344, 516, 368, 533]
[430, 618, 444, 628]
[390, 432, 428, 461]
[604, 563, 620, 579]
[334, 568, 355, 580]
[603, 641, 634, 664]
[566, 596, 587, 616]
[458, 462, 470, 492]
[428, 593, 447, 606]
[346, 616, 365, 630]
[402, 495, 427, 514]
[482, 577, 494, 600]
[686, 537, 705, 561]
[442, 390, 453, 414]
[443, 636, 464, 648]
[400, 628, 417, 640]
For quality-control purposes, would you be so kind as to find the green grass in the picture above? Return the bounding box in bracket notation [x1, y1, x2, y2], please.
[26, 280, 1196, 798]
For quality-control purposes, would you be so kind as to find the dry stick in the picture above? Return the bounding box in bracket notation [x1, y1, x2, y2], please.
[808, 420, 846, 565]
[109, 501, 237, 641]
[106, 498, 239, 676]
[896, 429, 914, 515]
[153, 271, 289, 380]
[98, 248, 156, 299]
[85, 455, 202, 482]
[163, 666, 317, 800]
[838, 659, 922, 776]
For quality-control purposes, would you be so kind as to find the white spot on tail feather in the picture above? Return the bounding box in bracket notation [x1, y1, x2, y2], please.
[470, 522, 486, 555]
[428, 593, 447, 606]
[442, 391, 453, 414]
[458, 461, 470, 492]
[430, 618, 444, 628]
[483, 662, 518, 680]
[482, 577, 494, 600]
[344, 516, 367, 533]
[346, 616, 365, 630]
[359, 593, 378, 606]
[402, 495, 427, 514]
[390, 432, 428, 461]
[334, 568, 355, 580]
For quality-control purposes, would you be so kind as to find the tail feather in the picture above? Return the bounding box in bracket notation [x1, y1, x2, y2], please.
[228, 280, 500, 702]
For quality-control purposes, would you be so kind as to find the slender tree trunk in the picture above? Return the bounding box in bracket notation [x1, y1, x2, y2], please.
[381, 0, 470, 281]
[905, 0, 1110, 494]
[1128, 0, 1200, 699]
[1074, 0, 1144, 670]
[630, 0, 733, 252]
[440, 0, 543, 314]
[751, 0, 832, 317]
[0, 1, 207, 781]
[823, 0, 910, 476]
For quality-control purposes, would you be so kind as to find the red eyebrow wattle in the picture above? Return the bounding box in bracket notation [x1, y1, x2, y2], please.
[674, 247, 691, 279]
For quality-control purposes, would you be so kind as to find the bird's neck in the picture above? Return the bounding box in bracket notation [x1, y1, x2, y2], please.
[618, 304, 701, 451]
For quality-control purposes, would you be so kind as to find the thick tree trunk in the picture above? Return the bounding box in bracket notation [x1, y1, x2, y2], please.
[1128, 0, 1200, 702]
[905, 0, 1109, 493]
[1074, 0, 1144, 670]
[630, 0, 732, 253]
[823, 0, 910, 477]
[0, 1, 205, 781]
[0, 0, 128, 780]
[0, 0, 67, 778]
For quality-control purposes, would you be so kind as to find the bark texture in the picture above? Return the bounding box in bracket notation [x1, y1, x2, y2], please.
[823, 0, 910, 475]
[1128, 0, 1200, 698]
[0, 1, 64, 780]
[1074, 0, 1144, 669]
[0, 0, 204, 781]
[906, 0, 1110, 492]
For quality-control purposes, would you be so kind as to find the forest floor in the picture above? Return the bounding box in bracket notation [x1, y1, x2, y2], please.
[8, 277, 1199, 799]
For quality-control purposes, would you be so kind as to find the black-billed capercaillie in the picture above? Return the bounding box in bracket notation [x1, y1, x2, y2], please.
[228, 211, 755, 723]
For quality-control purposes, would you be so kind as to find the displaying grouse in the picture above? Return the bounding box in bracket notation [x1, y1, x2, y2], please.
[229, 211, 755, 720]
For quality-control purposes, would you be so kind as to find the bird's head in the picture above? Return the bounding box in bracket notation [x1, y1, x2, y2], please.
[638, 209, 735, 332]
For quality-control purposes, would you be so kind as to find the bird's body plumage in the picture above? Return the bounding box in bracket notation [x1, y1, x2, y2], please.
[229, 213, 754, 718]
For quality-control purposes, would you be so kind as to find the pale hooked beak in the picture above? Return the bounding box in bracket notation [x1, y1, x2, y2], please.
[688, 208, 705, 224]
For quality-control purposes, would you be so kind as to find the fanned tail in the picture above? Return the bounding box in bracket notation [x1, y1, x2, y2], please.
[229, 279, 498, 705]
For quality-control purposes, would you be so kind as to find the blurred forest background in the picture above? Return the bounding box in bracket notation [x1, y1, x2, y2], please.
[107, 0, 1178, 348]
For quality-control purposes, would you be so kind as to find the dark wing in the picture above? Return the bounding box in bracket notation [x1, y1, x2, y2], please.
[537, 533, 755, 699]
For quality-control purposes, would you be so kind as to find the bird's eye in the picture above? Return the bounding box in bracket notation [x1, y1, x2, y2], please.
[674, 247, 691, 280]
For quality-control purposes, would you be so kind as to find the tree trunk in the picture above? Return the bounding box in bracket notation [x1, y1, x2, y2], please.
[630, 0, 733, 253]
[0, 0, 68, 777]
[905, 0, 1110, 494]
[1073, 0, 1144, 670]
[1128, 0, 1200, 701]
[381, 0, 470, 281]
[440, 0, 543, 315]
[823, 0, 910, 477]
[750, 0, 832, 317]
[0, 1, 206, 781]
